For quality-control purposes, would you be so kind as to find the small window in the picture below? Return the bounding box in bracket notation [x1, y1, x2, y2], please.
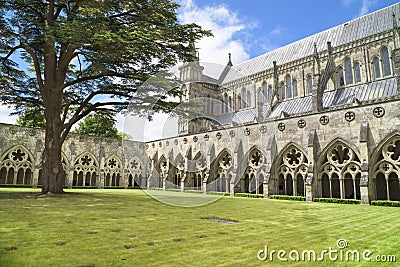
[263, 82, 268, 102]
[247, 90, 252, 107]
[241, 88, 246, 108]
[338, 67, 345, 87]
[281, 82, 286, 100]
[354, 62, 361, 83]
[292, 79, 298, 97]
[238, 95, 242, 110]
[286, 75, 292, 98]
[224, 94, 228, 113]
[268, 85, 273, 102]
[345, 57, 353, 85]
[306, 75, 313, 94]
[373, 57, 381, 79]
[381, 47, 391, 77]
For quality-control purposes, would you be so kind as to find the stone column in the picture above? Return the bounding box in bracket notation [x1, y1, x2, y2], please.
[263, 173, 270, 198]
[32, 167, 40, 188]
[305, 173, 313, 202]
[359, 122, 370, 204]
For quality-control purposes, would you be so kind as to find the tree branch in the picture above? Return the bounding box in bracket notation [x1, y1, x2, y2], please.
[61, 101, 128, 142]
[22, 45, 45, 92]
[0, 45, 24, 63]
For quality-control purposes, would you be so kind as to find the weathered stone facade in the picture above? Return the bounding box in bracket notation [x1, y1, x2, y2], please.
[1, 4, 400, 204]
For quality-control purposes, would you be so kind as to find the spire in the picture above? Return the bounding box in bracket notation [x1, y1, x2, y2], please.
[227, 52, 233, 66]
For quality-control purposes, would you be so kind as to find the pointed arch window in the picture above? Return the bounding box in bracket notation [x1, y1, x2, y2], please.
[224, 93, 228, 113]
[286, 75, 292, 98]
[281, 82, 286, 100]
[238, 95, 242, 110]
[345, 57, 353, 85]
[263, 82, 268, 103]
[338, 67, 345, 87]
[292, 79, 298, 97]
[241, 88, 246, 108]
[381, 47, 391, 77]
[306, 75, 313, 94]
[258, 89, 263, 104]
[228, 96, 232, 112]
[247, 90, 251, 107]
[354, 62, 361, 83]
[373, 57, 381, 79]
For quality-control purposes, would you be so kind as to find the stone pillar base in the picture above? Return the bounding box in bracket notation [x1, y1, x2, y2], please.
[360, 185, 369, 205]
[263, 183, 269, 198]
[230, 183, 235, 197]
[305, 184, 313, 202]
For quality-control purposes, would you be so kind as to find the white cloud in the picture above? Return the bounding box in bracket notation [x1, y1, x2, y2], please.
[342, 0, 357, 7]
[270, 25, 284, 36]
[358, 0, 377, 17]
[178, 0, 251, 66]
[0, 105, 18, 125]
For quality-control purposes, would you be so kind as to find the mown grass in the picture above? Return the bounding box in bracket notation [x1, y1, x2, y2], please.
[0, 188, 399, 267]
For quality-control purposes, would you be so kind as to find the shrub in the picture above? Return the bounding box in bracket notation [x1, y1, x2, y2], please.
[269, 195, 306, 201]
[313, 198, 360, 204]
[208, 191, 230, 196]
[371, 200, 400, 207]
[235, 193, 263, 198]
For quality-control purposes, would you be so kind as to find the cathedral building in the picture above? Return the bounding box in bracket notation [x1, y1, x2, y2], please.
[1, 3, 400, 204]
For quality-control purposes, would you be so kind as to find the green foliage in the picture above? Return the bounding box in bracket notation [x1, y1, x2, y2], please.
[269, 195, 306, 201]
[73, 113, 120, 138]
[313, 198, 361, 204]
[207, 191, 230, 196]
[165, 188, 181, 192]
[371, 200, 400, 207]
[16, 108, 46, 128]
[235, 193, 264, 198]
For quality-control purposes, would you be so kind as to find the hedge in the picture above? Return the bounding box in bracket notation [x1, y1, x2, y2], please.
[371, 200, 400, 207]
[207, 191, 230, 196]
[235, 193, 263, 198]
[313, 198, 361, 204]
[269, 195, 306, 201]
[165, 188, 181, 192]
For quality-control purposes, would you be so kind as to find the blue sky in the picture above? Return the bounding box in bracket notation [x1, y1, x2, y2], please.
[177, 0, 400, 65]
[1, 0, 399, 139]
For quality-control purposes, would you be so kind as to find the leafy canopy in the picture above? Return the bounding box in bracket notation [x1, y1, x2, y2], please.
[0, 0, 211, 141]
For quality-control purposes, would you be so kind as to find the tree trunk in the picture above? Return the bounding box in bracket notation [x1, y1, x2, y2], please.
[41, 99, 65, 194]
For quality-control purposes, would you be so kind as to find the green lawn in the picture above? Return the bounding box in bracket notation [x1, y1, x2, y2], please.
[0, 188, 398, 267]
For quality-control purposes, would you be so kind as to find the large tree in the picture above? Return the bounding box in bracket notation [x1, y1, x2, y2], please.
[0, 0, 210, 194]
[73, 112, 120, 138]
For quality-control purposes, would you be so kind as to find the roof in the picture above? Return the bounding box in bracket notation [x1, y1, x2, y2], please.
[214, 77, 398, 125]
[222, 3, 400, 83]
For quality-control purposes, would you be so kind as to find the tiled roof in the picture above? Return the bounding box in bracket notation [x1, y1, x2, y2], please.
[222, 3, 400, 83]
[215, 78, 397, 125]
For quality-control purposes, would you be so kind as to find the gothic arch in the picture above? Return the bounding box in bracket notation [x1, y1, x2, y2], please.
[191, 151, 207, 189]
[208, 149, 233, 192]
[125, 156, 143, 188]
[274, 143, 308, 196]
[0, 145, 35, 185]
[317, 138, 361, 199]
[371, 132, 400, 201]
[72, 152, 98, 187]
[236, 146, 266, 194]
[103, 155, 123, 187]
